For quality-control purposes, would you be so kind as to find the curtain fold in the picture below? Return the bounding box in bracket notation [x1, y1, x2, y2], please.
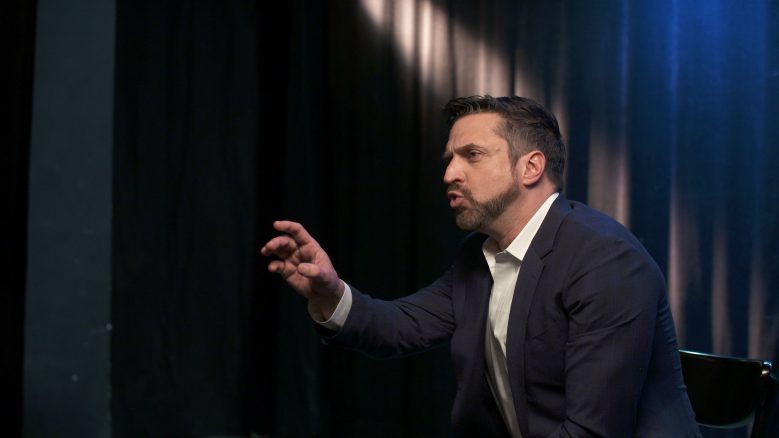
[112, 1, 262, 435]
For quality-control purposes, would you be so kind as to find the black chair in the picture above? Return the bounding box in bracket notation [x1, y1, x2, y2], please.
[679, 349, 779, 438]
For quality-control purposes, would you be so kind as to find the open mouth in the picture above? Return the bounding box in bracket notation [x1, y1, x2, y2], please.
[447, 192, 464, 208]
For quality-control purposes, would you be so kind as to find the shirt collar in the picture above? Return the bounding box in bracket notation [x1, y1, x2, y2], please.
[482, 192, 559, 269]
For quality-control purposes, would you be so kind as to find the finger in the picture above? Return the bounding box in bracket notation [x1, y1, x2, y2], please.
[267, 260, 286, 274]
[261, 235, 298, 257]
[263, 235, 297, 251]
[274, 220, 317, 247]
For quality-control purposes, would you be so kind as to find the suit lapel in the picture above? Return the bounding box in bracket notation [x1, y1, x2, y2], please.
[505, 195, 571, 435]
[459, 241, 514, 436]
[459, 245, 492, 378]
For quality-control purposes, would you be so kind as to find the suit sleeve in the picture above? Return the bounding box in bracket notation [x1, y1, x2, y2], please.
[548, 234, 663, 438]
[318, 268, 457, 359]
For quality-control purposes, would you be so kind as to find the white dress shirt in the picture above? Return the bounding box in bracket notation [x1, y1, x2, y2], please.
[312, 192, 560, 437]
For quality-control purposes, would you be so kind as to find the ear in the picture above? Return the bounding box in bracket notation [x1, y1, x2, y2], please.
[520, 151, 546, 186]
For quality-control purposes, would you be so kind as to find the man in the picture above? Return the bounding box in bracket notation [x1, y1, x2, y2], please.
[261, 96, 700, 437]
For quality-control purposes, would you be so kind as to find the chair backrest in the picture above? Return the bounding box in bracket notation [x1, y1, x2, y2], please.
[679, 349, 779, 438]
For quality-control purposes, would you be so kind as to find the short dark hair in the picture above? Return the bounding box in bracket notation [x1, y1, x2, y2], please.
[443, 95, 566, 189]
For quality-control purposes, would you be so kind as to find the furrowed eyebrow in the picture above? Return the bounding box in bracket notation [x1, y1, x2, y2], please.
[442, 143, 483, 162]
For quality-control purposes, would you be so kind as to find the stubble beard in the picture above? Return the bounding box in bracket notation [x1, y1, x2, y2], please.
[453, 182, 520, 231]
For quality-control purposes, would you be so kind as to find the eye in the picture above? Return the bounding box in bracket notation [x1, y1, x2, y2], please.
[467, 149, 482, 160]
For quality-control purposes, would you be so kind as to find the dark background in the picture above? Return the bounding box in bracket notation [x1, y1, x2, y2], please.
[4, 0, 35, 432]
[6, 0, 779, 437]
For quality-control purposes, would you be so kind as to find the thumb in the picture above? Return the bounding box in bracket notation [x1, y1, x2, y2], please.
[297, 263, 340, 293]
[297, 263, 322, 279]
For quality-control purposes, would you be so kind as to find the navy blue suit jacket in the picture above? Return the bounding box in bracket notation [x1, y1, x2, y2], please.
[324, 196, 700, 437]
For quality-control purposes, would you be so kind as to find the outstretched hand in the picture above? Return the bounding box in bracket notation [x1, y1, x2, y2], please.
[260, 221, 344, 318]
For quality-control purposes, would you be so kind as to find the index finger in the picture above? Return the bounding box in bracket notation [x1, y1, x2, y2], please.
[273, 220, 316, 246]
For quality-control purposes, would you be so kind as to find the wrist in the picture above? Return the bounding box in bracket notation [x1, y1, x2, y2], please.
[310, 281, 344, 320]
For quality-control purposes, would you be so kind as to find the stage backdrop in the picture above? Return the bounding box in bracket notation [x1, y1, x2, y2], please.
[70, 0, 779, 437]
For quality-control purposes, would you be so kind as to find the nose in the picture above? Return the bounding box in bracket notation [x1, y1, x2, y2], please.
[443, 157, 463, 186]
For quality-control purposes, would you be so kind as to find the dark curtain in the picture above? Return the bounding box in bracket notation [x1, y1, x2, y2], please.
[111, 1, 270, 435]
[3, 0, 36, 435]
[110, 1, 779, 437]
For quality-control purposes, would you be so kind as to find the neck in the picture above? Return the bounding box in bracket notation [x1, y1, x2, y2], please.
[483, 187, 556, 251]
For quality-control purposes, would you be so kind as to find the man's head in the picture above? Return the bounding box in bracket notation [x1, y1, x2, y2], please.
[441, 96, 565, 238]
[443, 95, 566, 190]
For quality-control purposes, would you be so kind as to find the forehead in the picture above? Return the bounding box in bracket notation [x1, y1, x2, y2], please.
[446, 112, 505, 148]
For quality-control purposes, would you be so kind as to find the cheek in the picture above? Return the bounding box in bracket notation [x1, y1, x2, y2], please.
[489, 170, 515, 189]
[471, 174, 508, 199]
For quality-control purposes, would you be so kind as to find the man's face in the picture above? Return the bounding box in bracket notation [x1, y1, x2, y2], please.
[443, 113, 521, 231]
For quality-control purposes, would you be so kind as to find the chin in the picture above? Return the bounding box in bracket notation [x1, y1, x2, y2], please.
[455, 212, 482, 231]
